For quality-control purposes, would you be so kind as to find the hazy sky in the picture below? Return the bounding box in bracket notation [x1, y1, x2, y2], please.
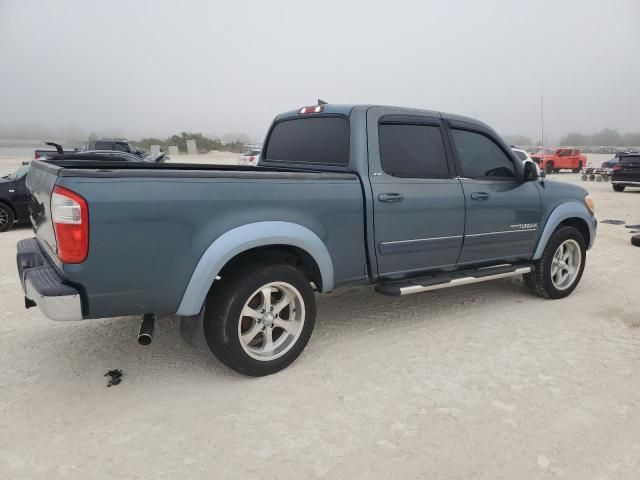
[1, 0, 639, 141]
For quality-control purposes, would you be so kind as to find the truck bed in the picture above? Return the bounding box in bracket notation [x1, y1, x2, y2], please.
[27, 159, 367, 318]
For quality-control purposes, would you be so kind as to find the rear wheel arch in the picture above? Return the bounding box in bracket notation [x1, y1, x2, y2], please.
[176, 222, 334, 316]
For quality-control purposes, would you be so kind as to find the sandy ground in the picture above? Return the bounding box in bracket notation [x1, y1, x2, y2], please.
[1, 154, 639, 479]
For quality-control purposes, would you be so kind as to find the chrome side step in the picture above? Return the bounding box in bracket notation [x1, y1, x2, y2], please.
[375, 264, 532, 297]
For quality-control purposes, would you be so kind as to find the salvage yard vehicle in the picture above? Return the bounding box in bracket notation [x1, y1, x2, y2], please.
[531, 147, 587, 174]
[611, 154, 640, 191]
[16, 104, 597, 376]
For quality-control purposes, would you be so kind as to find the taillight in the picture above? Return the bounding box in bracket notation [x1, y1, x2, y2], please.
[248, 156, 255, 162]
[612, 164, 622, 171]
[51, 186, 89, 263]
[299, 105, 324, 114]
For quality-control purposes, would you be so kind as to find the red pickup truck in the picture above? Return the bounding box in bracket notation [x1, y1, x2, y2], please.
[531, 148, 587, 174]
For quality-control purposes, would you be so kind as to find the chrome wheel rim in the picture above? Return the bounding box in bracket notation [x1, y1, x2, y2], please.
[238, 282, 305, 361]
[0, 208, 8, 229]
[551, 239, 581, 290]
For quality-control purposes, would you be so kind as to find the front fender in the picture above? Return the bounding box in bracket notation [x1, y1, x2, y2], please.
[533, 201, 597, 260]
[176, 221, 334, 316]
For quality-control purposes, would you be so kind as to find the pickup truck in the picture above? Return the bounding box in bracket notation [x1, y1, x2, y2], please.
[531, 147, 587, 174]
[35, 139, 145, 159]
[17, 104, 597, 376]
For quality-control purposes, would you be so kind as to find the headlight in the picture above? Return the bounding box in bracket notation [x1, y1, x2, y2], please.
[585, 194, 595, 214]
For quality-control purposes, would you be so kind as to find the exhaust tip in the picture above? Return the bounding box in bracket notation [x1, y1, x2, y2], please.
[137, 314, 155, 346]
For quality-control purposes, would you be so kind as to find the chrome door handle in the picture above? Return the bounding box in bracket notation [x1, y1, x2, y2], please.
[471, 192, 489, 200]
[378, 193, 404, 203]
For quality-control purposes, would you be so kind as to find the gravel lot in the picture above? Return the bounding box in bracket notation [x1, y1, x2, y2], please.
[1, 154, 639, 479]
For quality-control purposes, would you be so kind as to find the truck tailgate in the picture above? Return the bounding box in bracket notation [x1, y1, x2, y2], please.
[26, 160, 61, 263]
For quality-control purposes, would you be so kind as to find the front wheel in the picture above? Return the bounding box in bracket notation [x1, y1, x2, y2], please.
[545, 162, 554, 174]
[203, 263, 316, 376]
[0, 203, 15, 232]
[524, 226, 586, 299]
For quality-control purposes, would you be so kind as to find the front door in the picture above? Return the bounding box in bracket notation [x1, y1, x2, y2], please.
[449, 127, 542, 266]
[367, 108, 465, 278]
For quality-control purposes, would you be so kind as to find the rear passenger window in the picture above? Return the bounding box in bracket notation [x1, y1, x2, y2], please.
[452, 129, 516, 178]
[378, 124, 449, 178]
[94, 141, 112, 150]
[264, 117, 349, 165]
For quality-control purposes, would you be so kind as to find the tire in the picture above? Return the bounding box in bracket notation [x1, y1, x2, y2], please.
[545, 162, 554, 174]
[523, 226, 586, 299]
[596, 175, 603, 182]
[572, 162, 582, 173]
[203, 263, 316, 376]
[602, 174, 610, 182]
[613, 184, 625, 192]
[581, 174, 588, 181]
[589, 174, 596, 181]
[632, 235, 640, 247]
[0, 203, 15, 232]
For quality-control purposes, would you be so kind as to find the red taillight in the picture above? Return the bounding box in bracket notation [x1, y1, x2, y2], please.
[612, 164, 622, 171]
[248, 156, 255, 162]
[51, 186, 89, 263]
[299, 105, 324, 114]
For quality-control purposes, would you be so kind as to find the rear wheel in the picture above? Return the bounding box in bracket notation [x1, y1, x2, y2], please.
[203, 263, 316, 376]
[0, 203, 15, 232]
[524, 226, 586, 299]
[613, 184, 625, 192]
[572, 161, 582, 173]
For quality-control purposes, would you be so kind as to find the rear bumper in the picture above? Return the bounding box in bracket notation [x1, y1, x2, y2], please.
[612, 180, 640, 187]
[16, 238, 83, 321]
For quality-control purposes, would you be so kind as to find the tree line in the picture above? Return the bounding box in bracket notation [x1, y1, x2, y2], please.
[504, 129, 640, 147]
[135, 132, 247, 153]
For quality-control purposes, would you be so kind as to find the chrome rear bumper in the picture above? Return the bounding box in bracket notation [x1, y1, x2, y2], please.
[17, 238, 83, 321]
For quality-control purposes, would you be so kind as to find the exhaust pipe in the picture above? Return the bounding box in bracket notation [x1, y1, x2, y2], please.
[138, 314, 155, 346]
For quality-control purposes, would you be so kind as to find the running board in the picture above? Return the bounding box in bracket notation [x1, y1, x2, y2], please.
[375, 264, 532, 296]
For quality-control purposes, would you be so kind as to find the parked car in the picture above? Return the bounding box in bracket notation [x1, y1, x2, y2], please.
[611, 154, 640, 191]
[511, 147, 540, 175]
[17, 104, 597, 376]
[238, 148, 261, 166]
[531, 148, 587, 174]
[0, 163, 31, 232]
[35, 139, 146, 159]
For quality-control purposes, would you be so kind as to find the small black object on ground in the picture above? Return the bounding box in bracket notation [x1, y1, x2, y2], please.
[625, 224, 640, 229]
[601, 219, 626, 225]
[631, 235, 640, 247]
[105, 369, 123, 387]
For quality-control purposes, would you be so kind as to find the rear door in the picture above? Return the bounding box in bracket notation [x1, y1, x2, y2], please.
[367, 108, 465, 278]
[449, 125, 542, 266]
[616, 155, 640, 181]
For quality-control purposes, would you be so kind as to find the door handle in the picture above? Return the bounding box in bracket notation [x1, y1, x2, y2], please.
[378, 193, 404, 203]
[471, 192, 490, 200]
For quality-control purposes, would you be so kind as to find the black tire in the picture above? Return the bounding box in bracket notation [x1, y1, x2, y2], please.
[613, 184, 625, 192]
[203, 263, 316, 376]
[523, 226, 587, 299]
[580, 174, 588, 181]
[545, 162, 554, 174]
[0, 203, 15, 233]
[632, 235, 640, 247]
[572, 162, 582, 173]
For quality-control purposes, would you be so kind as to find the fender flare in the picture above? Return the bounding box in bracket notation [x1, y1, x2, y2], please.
[533, 202, 596, 260]
[176, 221, 334, 316]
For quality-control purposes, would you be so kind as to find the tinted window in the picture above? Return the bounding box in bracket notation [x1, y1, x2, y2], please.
[452, 129, 515, 178]
[378, 124, 449, 178]
[514, 150, 528, 161]
[621, 156, 640, 164]
[113, 142, 130, 152]
[94, 141, 113, 150]
[264, 117, 349, 165]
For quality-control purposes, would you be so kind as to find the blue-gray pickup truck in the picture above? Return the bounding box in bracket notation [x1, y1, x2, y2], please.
[17, 104, 597, 376]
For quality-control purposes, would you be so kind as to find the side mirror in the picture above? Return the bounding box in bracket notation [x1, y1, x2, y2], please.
[523, 161, 539, 181]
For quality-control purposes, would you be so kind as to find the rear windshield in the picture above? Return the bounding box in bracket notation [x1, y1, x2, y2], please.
[621, 156, 640, 164]
[263, 117, 349, 165]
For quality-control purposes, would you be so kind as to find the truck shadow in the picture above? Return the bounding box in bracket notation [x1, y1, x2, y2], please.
[21, 277, 533, 386]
